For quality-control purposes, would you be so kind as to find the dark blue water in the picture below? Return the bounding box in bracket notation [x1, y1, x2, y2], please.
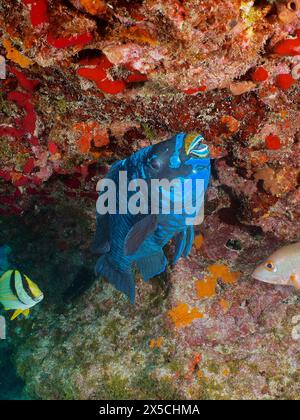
[0, 341, 25, 400]
[0, 208, 95, 400]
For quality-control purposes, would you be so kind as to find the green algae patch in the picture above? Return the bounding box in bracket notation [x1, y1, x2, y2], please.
[104, 375, 133, 400]
[133, 371, 181, 400]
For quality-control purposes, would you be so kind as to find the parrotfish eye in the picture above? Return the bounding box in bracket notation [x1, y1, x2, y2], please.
[265, 261, 277, 272]
[148, 157, 161, 171]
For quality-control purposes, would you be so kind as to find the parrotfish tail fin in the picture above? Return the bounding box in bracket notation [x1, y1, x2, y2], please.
[136, 250, 168, 282]
[91, 213, 110, 255]
[183, 225, 194, 258]
[95, 255, 136, 304]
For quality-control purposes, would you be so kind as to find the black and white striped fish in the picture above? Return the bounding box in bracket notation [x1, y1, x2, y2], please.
[0, 270, 43, 320]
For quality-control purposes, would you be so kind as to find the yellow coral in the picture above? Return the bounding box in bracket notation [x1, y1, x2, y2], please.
[168, 303, 203, 329]
[73, 121, 109, 154]
[222, 367, 230, 376]
[80, 0, 106, 15]
[219, 298, 230, 313]
[240, 0, 263, 39]
[197, 370, 204, 379]
[121, 26, 158, 46]
[149, 337, 163, 349]
[3, 39, 33, 68]
[195, 275, 217, 299]
[254, 167, 298, 198]
[194, 233, 204, 250]
[196, 264, 240, 299]
[208, 264, 240, 285]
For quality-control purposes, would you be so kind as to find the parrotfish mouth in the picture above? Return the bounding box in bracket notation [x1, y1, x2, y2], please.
[185, 134, 210, 158]
[190, 143, 210, 158]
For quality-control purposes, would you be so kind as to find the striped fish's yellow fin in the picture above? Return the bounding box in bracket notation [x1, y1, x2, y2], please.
[11, 309, 23, 320]
[23, 309, 30, 318]
[26, 276, 42, 298]
[10, 308, 30, 320]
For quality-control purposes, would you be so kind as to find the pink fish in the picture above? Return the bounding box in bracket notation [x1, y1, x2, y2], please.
[252, 243, 300, 290]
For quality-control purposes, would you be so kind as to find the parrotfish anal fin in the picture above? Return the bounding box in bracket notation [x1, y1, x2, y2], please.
[91, 213, 110, 255]
[95, 255, 136, 303]
[10, 308, 30, 321]
[124, 214, 158, 256]
[136, 250, 168, 282]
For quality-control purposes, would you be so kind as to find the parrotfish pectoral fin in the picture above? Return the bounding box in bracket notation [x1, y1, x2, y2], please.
[95, 255, 136, 303]
[124, 214, 158, 256]
[136, 250, 168, 282]
[10, 308, 30, 321]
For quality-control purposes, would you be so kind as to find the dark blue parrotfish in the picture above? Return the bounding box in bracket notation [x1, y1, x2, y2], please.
[92, 133, 211, 302]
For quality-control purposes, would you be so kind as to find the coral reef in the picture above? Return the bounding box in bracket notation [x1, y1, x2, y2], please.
[4, 210, 300, 400]
[0, 0, 299, 400]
